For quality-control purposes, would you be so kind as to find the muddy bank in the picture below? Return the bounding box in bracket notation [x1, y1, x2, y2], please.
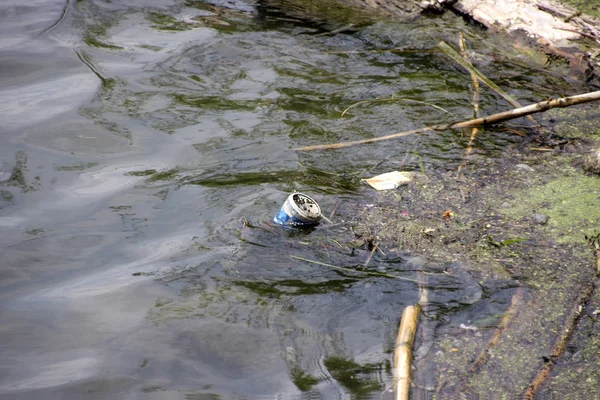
[326, 104, 600, 396]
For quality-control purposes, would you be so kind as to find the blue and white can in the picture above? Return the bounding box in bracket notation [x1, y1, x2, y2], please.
[273, 192, 322, 227]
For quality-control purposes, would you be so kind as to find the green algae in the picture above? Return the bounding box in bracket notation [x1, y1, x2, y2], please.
[126, 169, 158, 177]
[257, 0, 384, 27]
[501, 171, 600, 244]
[146, 11, 195, 31]
[559, 0, 600, 19]
[0, 190, 13, 203]
[56, 162, 99, 171]
[234, 278, 358, 298]
[138, 44, 162, 52]
[7, 150, 28, 190]
[83, 36, 123, 50]
[290, 368, 319, 391]
[173, 94, 263, 111]
[147, 169, 180, 182]
[323, 357, 383, 394]
[4, 150, 35, 192]
[546, 107, 600, 139]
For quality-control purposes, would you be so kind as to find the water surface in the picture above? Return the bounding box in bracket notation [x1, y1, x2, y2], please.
[0, 0, 585, 398]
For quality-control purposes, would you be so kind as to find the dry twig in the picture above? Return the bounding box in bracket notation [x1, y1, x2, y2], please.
[361, 241, 379, 271]
[294, 90, 600, 151]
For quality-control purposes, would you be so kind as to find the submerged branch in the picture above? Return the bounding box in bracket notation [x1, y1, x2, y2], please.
[471, 287, 526, 372]
[291, 255, 425, 283]
[522, 282, 595, 399]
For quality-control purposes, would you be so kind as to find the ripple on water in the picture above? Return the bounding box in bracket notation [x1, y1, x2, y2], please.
[0, 0, 581, 397]
[0, 57, 99, 131]
[0, 351, 101, 393]
[16, 117, 129, 155]
[0, 0, 68, 48]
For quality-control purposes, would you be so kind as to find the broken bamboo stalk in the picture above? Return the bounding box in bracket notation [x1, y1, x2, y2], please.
[522, 282, 595, 399]
[394, 303, 421, 400]
[293, 90, 600, 151]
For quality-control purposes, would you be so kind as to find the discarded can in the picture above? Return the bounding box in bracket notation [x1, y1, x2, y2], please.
[273, 192, 322, 227]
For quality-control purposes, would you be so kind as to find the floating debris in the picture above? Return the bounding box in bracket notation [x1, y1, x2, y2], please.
[273, 192, 322, 227]
[363, 171, 414, 190]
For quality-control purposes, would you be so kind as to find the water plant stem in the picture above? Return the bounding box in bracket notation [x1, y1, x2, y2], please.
[456, 33, 480, 175]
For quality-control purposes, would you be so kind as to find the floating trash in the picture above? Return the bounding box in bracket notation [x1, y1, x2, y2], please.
[273, 192, 322, 227]
[364, 171, 414, 190]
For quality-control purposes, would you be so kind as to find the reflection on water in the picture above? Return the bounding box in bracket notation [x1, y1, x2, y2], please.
[0, 0, 585, 398]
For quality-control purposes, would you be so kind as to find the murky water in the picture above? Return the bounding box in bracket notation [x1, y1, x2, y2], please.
[0, 0, 588, 398]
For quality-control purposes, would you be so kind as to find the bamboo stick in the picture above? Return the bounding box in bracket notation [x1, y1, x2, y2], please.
[293, 90, 600, 151]
[394, 304, 421, 400]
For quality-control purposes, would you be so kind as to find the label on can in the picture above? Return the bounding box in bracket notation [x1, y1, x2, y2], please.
[273, 193, 322, 227]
